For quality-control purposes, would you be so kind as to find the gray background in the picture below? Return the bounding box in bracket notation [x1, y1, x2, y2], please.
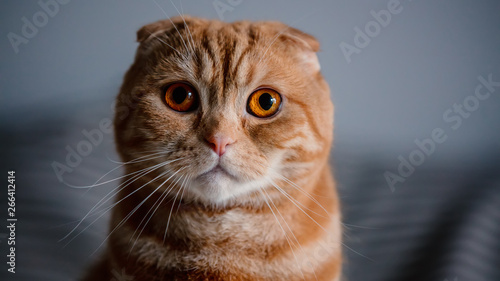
[0, 1, 499, 281]
[1, 0, 500, 152]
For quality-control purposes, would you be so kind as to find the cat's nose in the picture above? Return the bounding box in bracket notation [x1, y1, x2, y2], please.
[205, 135, 235, 157]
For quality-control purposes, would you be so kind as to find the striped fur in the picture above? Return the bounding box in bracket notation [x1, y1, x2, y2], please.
[83, 16, 341, 281]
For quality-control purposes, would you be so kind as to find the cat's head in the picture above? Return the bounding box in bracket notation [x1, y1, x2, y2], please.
[114, 16, 333, 207]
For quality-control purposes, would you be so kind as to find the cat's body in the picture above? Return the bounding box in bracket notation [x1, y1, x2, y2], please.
[83, 16, 341, 281]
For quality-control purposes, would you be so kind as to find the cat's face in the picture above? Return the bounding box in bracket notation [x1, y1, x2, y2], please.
[114, 16, 333, 207]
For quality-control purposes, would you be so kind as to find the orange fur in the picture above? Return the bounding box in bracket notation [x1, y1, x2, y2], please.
[82, 15, 341, 281]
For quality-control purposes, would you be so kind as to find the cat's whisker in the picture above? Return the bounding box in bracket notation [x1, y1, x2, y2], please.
[89, 167, 187, 256]
[128, 186, 171, 252]
[342, 223, 378, 230]
[265, 187, 321, 281]
[258, 166, 365, 263]
[339, 222, 379, 260]
[69, 158, 168, 194]
[106, 150, 171, 165]
[162, 172, 188, 243]
[251, 162, 330, 219]
[264, 177, 329, 219]
[268, 179, 331, 234]
[178, 0, 184, 14]
[62, 157, 184, 244]
[275, 172, 332, 217]
[65, 151, 171, 189]
[56, 164, 171, 232]
[87, 157, 184, 213]
[88, 159, 180, 213]
[167, 0, 198, 60]
[60, 160, 174, 243]
[152, 0, 193, 58]
[256, 34, 281, 69]
[149, 32, 189, 61]
[63, 166, 173, 248]
[257, 47, 278, 72]
[175, 173, 191, 215]
[258, 189, 307, 281]
[104, 149, 166, 166]
[341, 242, 373, 262]
[129, 168, 188, 243]
[128, 171, 187, 255]
[128, 174, 178, 244]
[266, 173, 373, 261]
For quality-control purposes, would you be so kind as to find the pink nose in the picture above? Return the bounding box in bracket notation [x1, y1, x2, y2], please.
[205, 135, 235, 156]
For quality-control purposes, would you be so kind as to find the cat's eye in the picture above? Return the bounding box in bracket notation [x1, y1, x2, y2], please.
[164, 83, 198, 112]
[247, 88, 282, 118]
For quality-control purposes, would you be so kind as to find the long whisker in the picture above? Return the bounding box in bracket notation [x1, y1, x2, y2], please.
[269, 179, 330, 233]
[268, 172, 373, 261]
[266, 177, 328, 219]
[275, 172, 331, 217]
[106, 150, 171, 165]
[149, 31, 189, 60]
[253, 162, 329, 218]
[273, 180, 373, 260]
[342, 223, 378, 230]
[128, 176, 177, 245]
[268, 177, 373, 262]
[63, 166, 171, 247]
[175, 173, 191, 214]
[60, 159, 176, 242]
[341, 242, 373, 261]
[129, 171, 187, 254]
[264, 187, 320, 281]
[152, 0, 192, 58]
[89, 160, 178, 212]
[258, 189, 307, 281]
[162, 172, 187, 242]
[64, 151, 170, 189]
[168, 0, 197, 59]
[89, 167, 187, 255]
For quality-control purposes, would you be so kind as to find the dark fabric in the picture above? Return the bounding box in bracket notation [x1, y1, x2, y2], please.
[334, 148, 500, 281]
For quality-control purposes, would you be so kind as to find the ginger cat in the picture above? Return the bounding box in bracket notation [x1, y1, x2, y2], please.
[83, 15, 341, 281]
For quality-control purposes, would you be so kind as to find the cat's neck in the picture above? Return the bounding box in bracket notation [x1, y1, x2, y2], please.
[107, 164, 341, 281]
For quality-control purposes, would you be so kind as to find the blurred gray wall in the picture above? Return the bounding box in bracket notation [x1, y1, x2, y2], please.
[1, 0, 499, 156]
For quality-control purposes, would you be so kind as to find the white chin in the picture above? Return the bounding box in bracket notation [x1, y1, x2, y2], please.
[188, 170, 237, 204]
[187, 169, 261, 205]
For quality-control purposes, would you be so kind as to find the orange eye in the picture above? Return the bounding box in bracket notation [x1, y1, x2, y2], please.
[247, 88, 282, 118]
[164, 83, 198, 112]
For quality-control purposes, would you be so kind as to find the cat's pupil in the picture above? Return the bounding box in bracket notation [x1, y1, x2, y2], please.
[259, 93, 275, 110]
[172, 87, 188, 104]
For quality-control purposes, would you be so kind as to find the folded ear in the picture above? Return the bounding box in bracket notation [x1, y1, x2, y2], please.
[282, 27, 321, 72]
[281, 27, 320, 53]
[136, 15, 192, 43]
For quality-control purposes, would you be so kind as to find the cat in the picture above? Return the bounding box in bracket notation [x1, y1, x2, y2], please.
[82, 15, 341, 281]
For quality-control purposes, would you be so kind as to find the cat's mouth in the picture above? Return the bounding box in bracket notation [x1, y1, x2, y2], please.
[198, 163, 237, 180]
